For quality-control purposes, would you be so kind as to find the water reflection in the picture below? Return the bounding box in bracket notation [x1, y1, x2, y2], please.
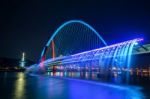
[0, 72, 148, 99]
[67, 79, 144, 99]
[3, 72, 8, 84]
[42, 72, 145, 99]
[46, 71, 107, 80]
[13, 73, 26, 99]
[46, 71, 150, 86]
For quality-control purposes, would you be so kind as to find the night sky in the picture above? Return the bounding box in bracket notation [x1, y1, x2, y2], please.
[0, 0, 150, 61]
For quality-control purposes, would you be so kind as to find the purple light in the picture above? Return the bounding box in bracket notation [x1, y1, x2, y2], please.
[71, 38, 143, 57]
[38, 38, 144, 66]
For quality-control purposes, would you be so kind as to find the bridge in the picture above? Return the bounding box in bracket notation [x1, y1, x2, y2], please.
[28, 20, 149, 74]
[41, 38, 143, 66]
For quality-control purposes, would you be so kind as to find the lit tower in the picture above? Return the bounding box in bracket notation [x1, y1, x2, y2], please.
[20, 52, 26, 68]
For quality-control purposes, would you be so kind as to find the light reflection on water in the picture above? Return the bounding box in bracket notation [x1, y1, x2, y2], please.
[67, 78, 144, 99]
[46, 71, 150, 83]
[45, 71, 146, 99]
[13, 72, 26, 99]
[0, 72, 148, 99]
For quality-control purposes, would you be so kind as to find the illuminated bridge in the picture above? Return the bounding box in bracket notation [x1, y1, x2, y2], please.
[28, 20, 149, 73]
[41, 38, 143, 66]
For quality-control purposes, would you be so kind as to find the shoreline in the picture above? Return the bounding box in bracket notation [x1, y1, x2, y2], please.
[0, 69, 26, 72]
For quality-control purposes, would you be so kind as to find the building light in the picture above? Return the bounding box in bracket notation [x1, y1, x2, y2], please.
[19, 52, 26, 68]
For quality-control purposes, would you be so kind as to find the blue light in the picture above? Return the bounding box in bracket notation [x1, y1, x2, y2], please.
[134, 42, 138, 45]
[40, 20, 107, 59]
[38, 38, 143, 67]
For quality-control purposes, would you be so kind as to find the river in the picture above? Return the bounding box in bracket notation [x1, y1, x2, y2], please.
[0, 72, 149, 99]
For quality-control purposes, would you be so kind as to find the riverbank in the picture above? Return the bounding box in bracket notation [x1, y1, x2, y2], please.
[0, 68, 26, 72]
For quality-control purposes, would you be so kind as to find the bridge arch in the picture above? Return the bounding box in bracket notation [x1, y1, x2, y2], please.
[41, 20, 107, 60]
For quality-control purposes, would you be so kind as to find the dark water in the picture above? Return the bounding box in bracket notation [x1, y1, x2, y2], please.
[0, 72, 149, 99]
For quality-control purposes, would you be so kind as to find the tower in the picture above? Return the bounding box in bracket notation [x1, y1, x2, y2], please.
[20, 52, 26, 68]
